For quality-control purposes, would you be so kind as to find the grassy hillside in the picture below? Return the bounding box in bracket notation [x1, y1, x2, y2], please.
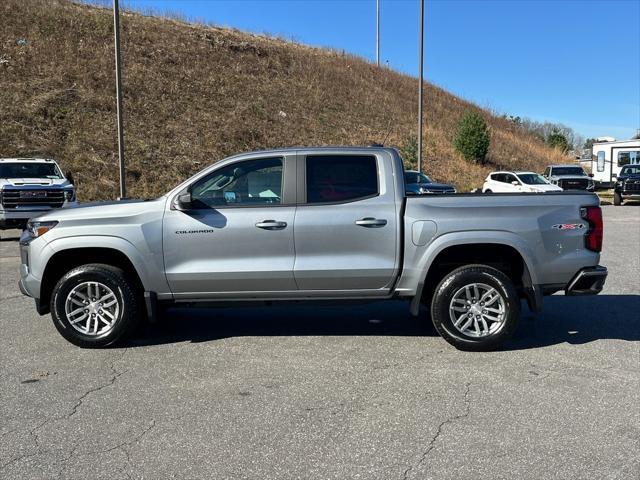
[0, 0, 569, 200]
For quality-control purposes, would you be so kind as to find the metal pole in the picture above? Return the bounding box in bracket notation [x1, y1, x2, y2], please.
[113, 0, 126, 199]
[376, 0, 380, 66]
[417, 0, 424, 173]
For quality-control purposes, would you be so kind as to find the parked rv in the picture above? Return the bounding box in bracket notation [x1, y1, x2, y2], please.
[591, 139, 640, 189]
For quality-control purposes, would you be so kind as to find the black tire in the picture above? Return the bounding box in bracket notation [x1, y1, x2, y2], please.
[613, 191, 622, 206]
[50, 263, 141, 348]
[484, 189, 492, 193]
[430, 265, 520, 351]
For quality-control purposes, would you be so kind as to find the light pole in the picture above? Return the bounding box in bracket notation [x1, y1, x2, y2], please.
[417, 0, 424, 173]
[113, 0, 126, 199]
[376, 0, 380, 66]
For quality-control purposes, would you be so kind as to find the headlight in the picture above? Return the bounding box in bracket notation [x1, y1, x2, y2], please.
[26, 220, 58, 238]
[64, 189, 76, 201]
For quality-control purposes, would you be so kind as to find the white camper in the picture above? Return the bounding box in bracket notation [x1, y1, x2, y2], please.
[591, 138, 640, 188]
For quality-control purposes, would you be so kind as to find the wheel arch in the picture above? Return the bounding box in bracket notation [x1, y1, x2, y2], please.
[40, 243, 148, 313]
[409, 233, 538, 316]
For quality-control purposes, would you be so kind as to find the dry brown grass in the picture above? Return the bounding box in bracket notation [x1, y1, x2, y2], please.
[0, 0, 570, 200]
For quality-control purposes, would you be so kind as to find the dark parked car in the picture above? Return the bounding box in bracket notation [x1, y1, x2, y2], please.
[613, 164, 640, 205]
[404, 171, 456, 194]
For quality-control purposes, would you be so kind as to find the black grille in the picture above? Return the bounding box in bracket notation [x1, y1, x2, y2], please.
[559, 178, 589, 190]
[624, 179, 640, 193]
[1, 189, 65, 209]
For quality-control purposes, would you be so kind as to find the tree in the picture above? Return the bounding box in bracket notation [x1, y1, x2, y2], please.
[454, 110, 490, 164]
[547, 129, 570, 152]
[584, 138, 597, 149]
[400, 134, 418, 170]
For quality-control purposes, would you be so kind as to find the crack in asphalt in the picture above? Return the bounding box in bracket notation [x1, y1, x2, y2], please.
[55, 419, 157, 480]
[402, 382, 472, 480]
[0, 349, 129, 474]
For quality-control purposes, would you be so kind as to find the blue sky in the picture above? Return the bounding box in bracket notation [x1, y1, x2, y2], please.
[120, 0, 640, 141]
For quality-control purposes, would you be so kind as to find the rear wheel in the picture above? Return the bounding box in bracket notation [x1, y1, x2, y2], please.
[484, 189, 492, 193]
[613, 191, 622, 206]
[430, 265, 520, 351]
[50, 264, 141, 348]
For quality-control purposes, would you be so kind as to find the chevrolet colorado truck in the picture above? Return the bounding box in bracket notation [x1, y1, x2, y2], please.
[1, 158, 77, 233]
[18, 147, 607, 350]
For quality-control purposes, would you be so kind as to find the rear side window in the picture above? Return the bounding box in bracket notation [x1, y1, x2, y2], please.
[305, 155, 378, 203]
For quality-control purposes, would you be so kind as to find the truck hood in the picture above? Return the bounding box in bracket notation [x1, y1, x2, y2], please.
[618, 174, 640, 181]
[528, 184, 563, 192]
[550, 175, 590, 181]
[32, 198, 164, 223]
[0, 178, 73, 188]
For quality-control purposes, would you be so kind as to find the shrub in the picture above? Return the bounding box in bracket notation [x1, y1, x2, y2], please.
[454, 110, 490, 164]
[547, 129, 570, 152]
[400, 134, 418, 170]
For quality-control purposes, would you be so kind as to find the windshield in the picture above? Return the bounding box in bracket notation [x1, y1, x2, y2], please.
[552, 167, 586, 176]
[518, 173, 549, 185]
[0, 162, 63, 179]
[404, 172, 433, 184]
[621, 165, 640, 175]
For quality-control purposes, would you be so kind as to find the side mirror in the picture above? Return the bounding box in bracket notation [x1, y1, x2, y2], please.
[175, 191, 193, 211]
[511, 181, 519, 186]
[588, 173, 594, 178]
[65, 170, 75, 185]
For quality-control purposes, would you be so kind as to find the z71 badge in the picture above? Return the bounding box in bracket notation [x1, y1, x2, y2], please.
[552, 223, 586, 230]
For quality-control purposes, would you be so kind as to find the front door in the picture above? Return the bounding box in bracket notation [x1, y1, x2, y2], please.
[163, 155, 297, 298]
[293, 153, 399, 292]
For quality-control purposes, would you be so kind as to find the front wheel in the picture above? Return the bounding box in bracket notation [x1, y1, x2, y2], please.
[613, 191, 622, 206]
[50, 264, 141, 348]
[430, 265, 520, 351]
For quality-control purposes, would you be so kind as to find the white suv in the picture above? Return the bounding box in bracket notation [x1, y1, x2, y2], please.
[483, 171, 563, 193]
[0, 158, 77, 232]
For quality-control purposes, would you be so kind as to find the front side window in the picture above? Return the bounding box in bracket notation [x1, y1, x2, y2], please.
[504, 174, 518, 184]
[404, 172, 432, 184]
[191, 157, 283, 208]
[0, 162, 63, 179]
[618, 151, 640, 167]
[306, 155, 378, 203]
[597, 151, 605, 172]
[543, 167, 550, 177]
[518, 173, 548, 185]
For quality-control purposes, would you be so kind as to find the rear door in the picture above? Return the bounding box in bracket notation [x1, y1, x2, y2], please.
[163, 154, 298, 297]
[293, 152, 399, 292]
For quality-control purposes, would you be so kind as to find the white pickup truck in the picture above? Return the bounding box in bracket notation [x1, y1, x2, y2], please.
[0, 158, 77, 233]
[19, 147, 607, 350]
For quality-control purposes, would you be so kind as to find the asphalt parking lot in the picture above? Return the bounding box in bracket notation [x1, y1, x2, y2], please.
[1, 205, 638, 480]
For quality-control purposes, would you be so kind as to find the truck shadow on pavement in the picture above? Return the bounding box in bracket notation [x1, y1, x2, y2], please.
[130, 294, 640, 350]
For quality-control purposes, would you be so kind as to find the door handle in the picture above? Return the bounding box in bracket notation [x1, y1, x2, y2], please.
[255, 220, 287, 230]
[355, 217, 387, 228]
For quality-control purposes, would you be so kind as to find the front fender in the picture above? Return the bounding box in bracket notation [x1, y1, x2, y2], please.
[44, 235, 170, 295]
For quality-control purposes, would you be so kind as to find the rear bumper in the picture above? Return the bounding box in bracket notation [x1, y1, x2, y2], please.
[565, 266, 607, 295]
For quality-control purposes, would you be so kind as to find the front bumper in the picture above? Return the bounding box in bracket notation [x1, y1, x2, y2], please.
[565, 266, 607, 295]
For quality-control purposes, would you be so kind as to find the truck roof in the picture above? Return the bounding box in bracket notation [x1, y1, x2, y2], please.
[0, 157, 56, 163]
[227, 146, 397, 157]
[548, 164, 584, 168]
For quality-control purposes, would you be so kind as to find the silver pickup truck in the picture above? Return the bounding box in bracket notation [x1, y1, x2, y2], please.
[18, 147, 607, 350]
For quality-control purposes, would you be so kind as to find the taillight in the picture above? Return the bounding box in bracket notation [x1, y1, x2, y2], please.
[581, 206, 603, 252]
